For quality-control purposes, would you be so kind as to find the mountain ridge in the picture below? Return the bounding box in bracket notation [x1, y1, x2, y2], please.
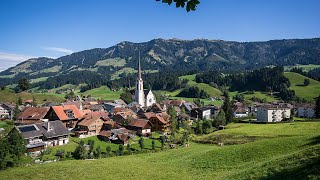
[1, 37, 320, 87]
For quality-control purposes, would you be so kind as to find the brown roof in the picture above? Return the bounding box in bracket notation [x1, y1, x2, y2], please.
[99, 130, 112, 137]
[17, 107, 50, 121]
[169, 100, 185, 107]
[144, 112, 157, 119]
[129, 119, 152, 128]
[86, 111, 109, 120]
[51, 105, 84, 120]
[156, 112, 170, 124]
[63, 101, 82, 110]
[118, 133, 130, 142]
[78, 116, 103, 127]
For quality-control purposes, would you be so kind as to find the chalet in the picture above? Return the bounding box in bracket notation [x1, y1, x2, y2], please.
[233, 106, 249, 118]
[103, 102, 123, 112]
[88, 104, 105, 112]
[297, 104, 315, 118]
[99, 128, 132, 145]
[127, 119, 153, 136]
[15, 121, 70, 155]
[75, 116, 105, 138]
[143, 112, 170, 133]
[0, 103, 13, 119]
[16, 107, 50, 125]
[146, 103, 167, 113]
[257, 105, 291, 122]
[180, 102, 197, 114]
[45, 105, 84, 129]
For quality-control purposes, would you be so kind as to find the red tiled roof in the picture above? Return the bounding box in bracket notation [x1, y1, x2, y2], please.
[78, 116, 102, 127]
[51, 105, 84, 121]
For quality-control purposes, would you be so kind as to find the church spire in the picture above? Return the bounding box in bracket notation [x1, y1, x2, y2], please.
[138, 51, 142, 80]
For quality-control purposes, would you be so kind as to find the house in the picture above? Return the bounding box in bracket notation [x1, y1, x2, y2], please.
[127, 119, 153, 136]
[75, 116, 105, 138]
[63, 101, 83, 110]
[143, 112, 170, 133]
[103, 102, 123, 113]
[297, 104, 315, 118]
[45, 105, 84, 129]
[15, 121, 70, 155]
[180, 102, 197, 114]
[233, 106, 249, 118]
[98, 128, 132, 145]
[16, 107, 50, 125]
[146, 103, 166, 113]
[191, 107, 211, 120]
[88, 104, 105, 112]
[0, 103, 14, 119]
[257, 105, 291, 122]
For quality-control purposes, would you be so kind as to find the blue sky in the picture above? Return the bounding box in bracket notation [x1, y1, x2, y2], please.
[0, 0, 319, 71]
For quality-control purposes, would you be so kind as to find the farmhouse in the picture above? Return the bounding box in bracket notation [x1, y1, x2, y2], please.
[16, 107, 50, 125]
[257, 105, 291, 122]
[15, 121, 70, 155]
[45, 105, 84, 129]
[127, 119, 153, 136]
[143, 112, 170, 133]
[75, 116, 105, 138]
[0, 103, 13, 119]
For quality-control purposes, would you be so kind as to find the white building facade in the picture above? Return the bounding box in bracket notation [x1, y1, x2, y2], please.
[257, 106, 291, 122]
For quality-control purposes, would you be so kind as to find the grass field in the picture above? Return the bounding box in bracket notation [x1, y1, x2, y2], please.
[80, 86, 122, 100]
[1, 122, 319, 179]
[284, 72, 320, 101]
[0, 89, 64, 104]
[285, 64, 320, 72]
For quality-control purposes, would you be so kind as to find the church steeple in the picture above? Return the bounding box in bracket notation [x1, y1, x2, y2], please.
[138, 51, 142, 80]
[135, 51, 145, 107]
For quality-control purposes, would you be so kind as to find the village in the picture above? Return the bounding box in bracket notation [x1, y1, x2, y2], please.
[0, 59, 318, 160]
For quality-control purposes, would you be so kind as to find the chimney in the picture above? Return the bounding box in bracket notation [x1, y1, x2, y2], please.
[47, 121, 51, 131]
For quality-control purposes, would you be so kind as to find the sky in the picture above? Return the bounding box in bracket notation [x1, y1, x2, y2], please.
[0, 0, 320, 71]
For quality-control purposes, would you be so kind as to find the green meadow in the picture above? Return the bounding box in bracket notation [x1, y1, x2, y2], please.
[284, 72, 320, 101]
[1, 122, 319, 179]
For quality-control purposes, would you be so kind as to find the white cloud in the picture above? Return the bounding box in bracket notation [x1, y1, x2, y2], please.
[0, 52, 35, 62]
[0, 52, 36, 72]
[42, 47, 74, 54]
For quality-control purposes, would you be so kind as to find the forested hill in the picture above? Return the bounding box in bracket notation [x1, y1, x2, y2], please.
[1, 38, 320, 87]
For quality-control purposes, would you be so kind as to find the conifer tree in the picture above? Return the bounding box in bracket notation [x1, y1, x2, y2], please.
[222, 91, 233, 124]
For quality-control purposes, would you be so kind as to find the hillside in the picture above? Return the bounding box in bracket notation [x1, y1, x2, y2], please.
[284, 72, 320, 101]
[1, 38, 320, 88]
[0, 122, 319, 179]
[0, 88, 64, 104]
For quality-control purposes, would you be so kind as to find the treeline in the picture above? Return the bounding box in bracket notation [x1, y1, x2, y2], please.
[33, 71, 110, 90]
[196, 67, 295, 101]
[290, 67, 320, 81]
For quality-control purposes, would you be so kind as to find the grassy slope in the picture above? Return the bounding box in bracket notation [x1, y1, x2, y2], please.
[161, 74, 224, 106]
[80, 86, 122, 100]
[0, 89, 64, 104]
[1, 122, 319, 179]
[285, 64, 320, 72]
[284, 72, 320, 101]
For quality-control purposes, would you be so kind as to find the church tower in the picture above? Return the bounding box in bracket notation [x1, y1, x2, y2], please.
[135, 53, 145, 107]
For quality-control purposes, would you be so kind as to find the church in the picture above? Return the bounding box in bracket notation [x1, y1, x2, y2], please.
[134, 55, 156, 108]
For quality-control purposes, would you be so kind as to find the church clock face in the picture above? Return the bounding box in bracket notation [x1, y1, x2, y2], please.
[149, 98, 152, 103]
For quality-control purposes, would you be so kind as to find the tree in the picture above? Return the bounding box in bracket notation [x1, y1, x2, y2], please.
[106, 146, 111, 155]
[202, 120, 213, 134]
[126, 144, 132, 154]
[65, 91, 75, 100]
[315, 95, 320, 118]
[94, 146, 101, 158]
[152, 140, 156, 151]
[18, 97, 23, 105]
[120, 91, 133, 104]
[222, 91, 233, 124]
[31, 96, 37, 107]
[215, 110, 226, 126]
[195, 120, 203, 134]
[160, 136, 165, 148]
[13, 104, 20, 120]
[193, 98, 204, 107]
[167, 106, 178, 137]
[139, 137, 145, 150]
[157, 0, 200, 12]
[18, 78, 30, 91]
[304, 79, 310, 86]
[73, 140, 87, 160]
[118, 144, 124, 156]
[5, 129, 25, 166]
